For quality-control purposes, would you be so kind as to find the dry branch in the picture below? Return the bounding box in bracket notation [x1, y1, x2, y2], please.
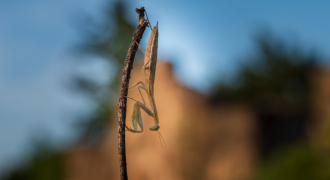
[117, 7, 148, 180]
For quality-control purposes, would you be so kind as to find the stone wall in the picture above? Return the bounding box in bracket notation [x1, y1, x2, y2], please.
[65, 62, 258, 180]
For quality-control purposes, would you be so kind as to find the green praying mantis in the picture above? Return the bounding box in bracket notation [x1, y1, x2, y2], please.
[125, 22, 166, 147]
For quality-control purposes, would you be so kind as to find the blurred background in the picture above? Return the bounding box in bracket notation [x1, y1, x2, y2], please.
[1, 0, 330, 180]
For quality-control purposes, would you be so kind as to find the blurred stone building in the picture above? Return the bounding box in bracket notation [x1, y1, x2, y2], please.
[64, 61, 330, 180]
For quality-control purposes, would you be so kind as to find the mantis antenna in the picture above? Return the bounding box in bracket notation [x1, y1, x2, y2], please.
[157, 130, 167, 149]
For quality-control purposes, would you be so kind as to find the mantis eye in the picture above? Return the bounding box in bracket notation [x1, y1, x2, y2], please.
[149, 125, 160, 131]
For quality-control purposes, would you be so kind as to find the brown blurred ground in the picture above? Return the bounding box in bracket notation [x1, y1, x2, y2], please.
[65, 61, 330, 180]
[309, 68, 330, 159]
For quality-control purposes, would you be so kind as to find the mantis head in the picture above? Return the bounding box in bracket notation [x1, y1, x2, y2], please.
[149, 125, 160, 131]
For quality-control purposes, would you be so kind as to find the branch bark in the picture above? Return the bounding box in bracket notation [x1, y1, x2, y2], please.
[117, 7, 148, 180]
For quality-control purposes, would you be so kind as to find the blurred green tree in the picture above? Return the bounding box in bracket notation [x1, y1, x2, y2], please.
[212, 31, 316, 110]
[1, 141, 64, 180]
[256, 143, 330, 180]
[1, 1, 135, 179]
[72, 1, 135, 143]
[211, 31, 330, 180]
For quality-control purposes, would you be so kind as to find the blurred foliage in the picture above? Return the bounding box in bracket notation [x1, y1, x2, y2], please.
[1, 144, 64, 180]
[75, 101, 114, 142]
[211, 31, 327, 179]
[256, 143, 330, 180]
[2, 1, 327, 179]
[212, 31, 316, 110]
[73, 1, 135, 142]
[311, 123, 330, 165]
[76, 1, 135, 91]
[1, 1, 135, 179]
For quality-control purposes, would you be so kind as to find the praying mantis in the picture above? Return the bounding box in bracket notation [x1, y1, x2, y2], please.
[125, 22, 162, 135]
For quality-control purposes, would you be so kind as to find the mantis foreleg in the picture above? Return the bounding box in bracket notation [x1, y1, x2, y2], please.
[125, 101, 154, 133]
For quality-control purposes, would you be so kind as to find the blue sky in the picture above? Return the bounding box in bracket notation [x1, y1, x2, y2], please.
[136, 1, 330, 88]
[0, 0, 330, 172]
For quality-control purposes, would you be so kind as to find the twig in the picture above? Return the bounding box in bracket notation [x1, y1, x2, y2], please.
[117, 7, 148, 180]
